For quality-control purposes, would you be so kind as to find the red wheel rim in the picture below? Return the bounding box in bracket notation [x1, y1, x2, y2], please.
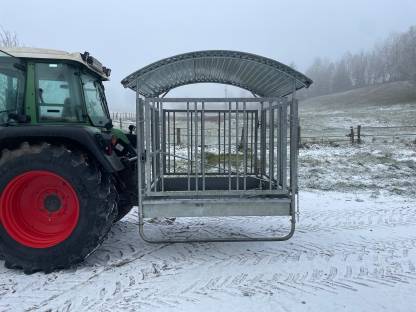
[0, 170, 80, 248]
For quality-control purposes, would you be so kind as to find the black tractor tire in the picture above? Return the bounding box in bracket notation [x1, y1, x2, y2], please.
[0, 143, 117, 273]
[114, 166, 137, 222]
[115, 201, 135, 222]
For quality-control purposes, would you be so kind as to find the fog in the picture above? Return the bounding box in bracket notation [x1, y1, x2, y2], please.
[1, 0, 415, 110]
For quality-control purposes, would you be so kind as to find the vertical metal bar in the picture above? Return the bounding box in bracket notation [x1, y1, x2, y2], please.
[243, 101, 247, 191]
[235, 101, 239, 191]
[223, 111, 226, 173]
[269, 101, 274, 190]
[276, 102, 280, 189]
[144, 99, 152, 194]
[228, 102, 232, 190]
[290, 80, 299, 221]
[136, 91, 143, 224]
[187, 102, 191, 191]
[159, 101, 164, 192]
[152, 101, 157, 191]
[194, 101, 198, 193]
[201, 101, 206, 191]
[173, 111, 176, 174]
[167, 111, 170, 173]
[162, 110, 166, 175]
[281, 99, 288, 190]
[218, 112, 221, 173]
[250, 111, 254, 174]
[260, 102, 265, 190]
[254, 111, 258, 176]
[190, 110, 193, 175]
[156, 104, 160, 187]
[291, 98, 299, 193]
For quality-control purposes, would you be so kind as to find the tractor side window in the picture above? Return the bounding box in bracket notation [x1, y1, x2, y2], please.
[35, 63, 85, 122]
[0, 51, 25, 124]
[81, 74, 109, 127]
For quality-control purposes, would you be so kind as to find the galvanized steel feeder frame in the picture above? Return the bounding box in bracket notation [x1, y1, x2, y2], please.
[122, 50, 312, 243]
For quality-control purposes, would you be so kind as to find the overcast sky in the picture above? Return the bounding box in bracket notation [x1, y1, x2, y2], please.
[1, 0, 416, 111]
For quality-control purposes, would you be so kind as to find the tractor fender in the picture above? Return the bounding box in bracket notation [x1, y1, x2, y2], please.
[0, 125, 124, 173]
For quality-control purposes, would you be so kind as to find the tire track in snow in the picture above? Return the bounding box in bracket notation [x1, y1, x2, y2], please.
[35, 257, 416, 312]
[298, 201, 416, 233]
[1, 192, 416, 312]
[26, 227, 416, 311]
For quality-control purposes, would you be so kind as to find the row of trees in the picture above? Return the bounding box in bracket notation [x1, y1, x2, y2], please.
[303, 25, 416, 98]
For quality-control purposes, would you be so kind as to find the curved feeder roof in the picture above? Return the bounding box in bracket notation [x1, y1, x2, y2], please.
[121, 50, 312, 98]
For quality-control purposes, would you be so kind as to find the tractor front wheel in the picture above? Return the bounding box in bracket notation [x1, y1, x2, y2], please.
[0, 143, 117, 273]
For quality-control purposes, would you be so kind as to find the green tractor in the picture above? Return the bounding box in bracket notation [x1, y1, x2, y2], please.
[0, 48, 137, 273]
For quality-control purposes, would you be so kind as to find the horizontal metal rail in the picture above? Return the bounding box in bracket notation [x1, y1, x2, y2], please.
[145, 97, 284, 103]
[137, 96, 297, 243]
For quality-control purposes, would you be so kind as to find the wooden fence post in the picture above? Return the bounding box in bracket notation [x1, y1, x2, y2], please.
[350, 126, 354, 144]
[176, 128, 181, 145]
[238, 127, 246, 150]
[357, 125, 361, 144]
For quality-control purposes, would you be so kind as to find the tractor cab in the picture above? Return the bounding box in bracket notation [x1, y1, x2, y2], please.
[0, 50, 25, 124]
[0, 48, 112, 128]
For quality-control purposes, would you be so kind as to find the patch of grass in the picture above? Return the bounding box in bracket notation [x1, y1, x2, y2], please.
[205, 152, 243, 167]
[205, 152, 260, 169]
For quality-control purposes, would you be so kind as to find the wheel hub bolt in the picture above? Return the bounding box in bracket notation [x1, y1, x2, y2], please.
[44, 194, 62, 212]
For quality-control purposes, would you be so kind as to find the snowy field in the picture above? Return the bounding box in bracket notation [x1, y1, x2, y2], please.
[299, 142, 416, 197]
[1, 191, 415, 312]
[1, 140, 416, 312]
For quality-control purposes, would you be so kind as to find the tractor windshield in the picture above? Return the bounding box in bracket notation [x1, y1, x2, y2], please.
[0, 51, 25, 125]
[81, 74, 110, 127]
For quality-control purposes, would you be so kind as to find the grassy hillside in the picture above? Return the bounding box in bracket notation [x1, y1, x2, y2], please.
[300, 81, 416, 110]
[299, 81, 416, 132]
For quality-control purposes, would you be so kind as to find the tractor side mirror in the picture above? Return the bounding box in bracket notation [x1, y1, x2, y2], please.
[104, 119, 113, 130]
[128, 124, 136, 134]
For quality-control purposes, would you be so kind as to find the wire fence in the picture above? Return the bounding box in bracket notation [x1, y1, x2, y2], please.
[111, 112, 416, 146]
[301, 125, 416, 145]
[110, 112, 136, 131]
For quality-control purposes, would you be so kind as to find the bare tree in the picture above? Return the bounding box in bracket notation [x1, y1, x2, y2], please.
[304, 57, 335, 97]
[0, 26, 20, 48]
[304, 25, 416, 98]
[332, 60, 352, 93]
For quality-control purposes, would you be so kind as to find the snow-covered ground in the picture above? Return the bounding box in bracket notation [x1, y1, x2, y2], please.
[1, 131, 416, 311]
[1, 190, 416, 311]
[299, 142, 416, 197]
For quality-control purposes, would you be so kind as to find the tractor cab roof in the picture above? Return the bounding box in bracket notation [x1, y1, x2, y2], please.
[1, 47, 111, 80]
